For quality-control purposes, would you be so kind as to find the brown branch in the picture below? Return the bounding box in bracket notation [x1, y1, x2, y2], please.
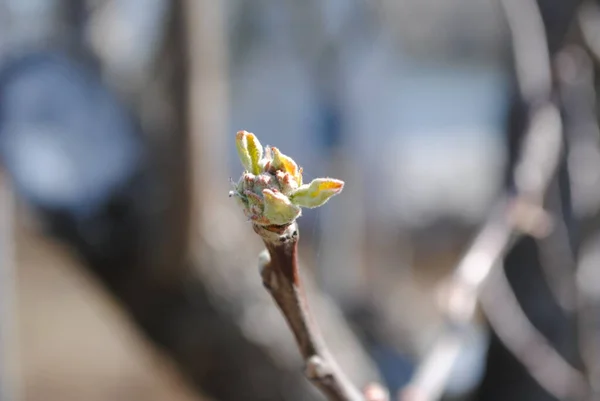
[254, 222, 389, 401]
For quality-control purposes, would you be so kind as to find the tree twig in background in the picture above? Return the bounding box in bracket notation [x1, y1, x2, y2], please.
[533, 179, 578, 312]
[480, 265, 588, 400]
[577, 2, 600, 65]
[397, 0, 587, 399]
[556, 42, 600, 398]
[399, 109, 582, 401]
[500, 0, 552, 102]
[574, 233, 600, 398]
[398, 203, 515, 401]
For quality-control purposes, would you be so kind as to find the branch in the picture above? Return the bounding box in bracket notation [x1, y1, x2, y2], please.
[255, 223, 388, 401]
[398, 104, 566, 401]
[480, 265, 589, 400]
[230, 131, 389, 401]
[556, 42, 600, 398]
[255, 223, 364, 401]
[398, 203, 517, 401]
[398, 0, 585, 398]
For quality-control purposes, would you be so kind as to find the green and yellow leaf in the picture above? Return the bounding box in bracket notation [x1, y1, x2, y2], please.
[290, 178, 344, 208]
[262, 189, 301, 225]
[271, 147, 301, 184]
[236, 131, 263, 175]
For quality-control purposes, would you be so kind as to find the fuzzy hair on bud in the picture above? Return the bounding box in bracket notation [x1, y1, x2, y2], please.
[290, 178, 344, 208]
[231, 131, 344, 226]
[236, 131, 263, 175]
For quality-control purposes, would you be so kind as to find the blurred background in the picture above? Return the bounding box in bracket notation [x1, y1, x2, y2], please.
[0, 0, 598, 400]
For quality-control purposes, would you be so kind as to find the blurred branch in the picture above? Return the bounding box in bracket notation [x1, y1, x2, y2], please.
[533, 179, 578, 312]
[556, 44, 600, 397]
[183, 0, 231, 245]
[399, 203, 516, 401]
[0, 173, 17, 401]
[255, 223, 388, 401]
[578, 2, 600, 65]
[480, 265, 588, 400]
[400, 108, 582, 401]
[501, 0, 552, 102]
[398, 0, 588, 399]
[574, 233, 600, 397]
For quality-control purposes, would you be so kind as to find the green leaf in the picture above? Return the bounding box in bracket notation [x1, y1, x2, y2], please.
[236, 131, 263, 174]
[235, 131, 252, 171]
[290, 178, 344, 208]
[271, 147, 301, 184]
[262, 189, 301, 225]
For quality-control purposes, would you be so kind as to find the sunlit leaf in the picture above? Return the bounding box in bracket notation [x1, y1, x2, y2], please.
[271, 147, 300, 182]
[290, 178, 344, 208]
[236, 131, 263, 174]
[262, 189, 301, 225]
[275, 171, 299, 195]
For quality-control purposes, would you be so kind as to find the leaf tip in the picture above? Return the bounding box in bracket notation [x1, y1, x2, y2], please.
[235, 130, 263, 174]
[290, 177, 344, 208]
[262, 188, 301, 225]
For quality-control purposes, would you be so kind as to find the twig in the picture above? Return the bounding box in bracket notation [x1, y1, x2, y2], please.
[534, 180, 579, 312]
[398, 0, 583, 398]
[398, 203, 517, 401]
[480, 266, 589, 400]
[398, 103, 565, 401]
[556, 43, 600, 398]
[232, 130, 389, 401]
[575, 233, 600, 398]
[255, 222, 388, 401]
[500, 0, 552, 103]
[577, 2, 600, 65]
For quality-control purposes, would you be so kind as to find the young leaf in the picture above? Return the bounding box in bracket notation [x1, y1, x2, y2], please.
[235, 131, 252, 171]
[290, 178, 344, 208]
[271, 147, 301, 183]
[262, 189, 301, 225]
[236, 131, 263, 174]
[275, 170, 298, 196]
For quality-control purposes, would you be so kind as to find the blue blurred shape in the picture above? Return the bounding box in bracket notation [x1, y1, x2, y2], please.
[0, 52, 145, 217]
[370, 343, 414, 394]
